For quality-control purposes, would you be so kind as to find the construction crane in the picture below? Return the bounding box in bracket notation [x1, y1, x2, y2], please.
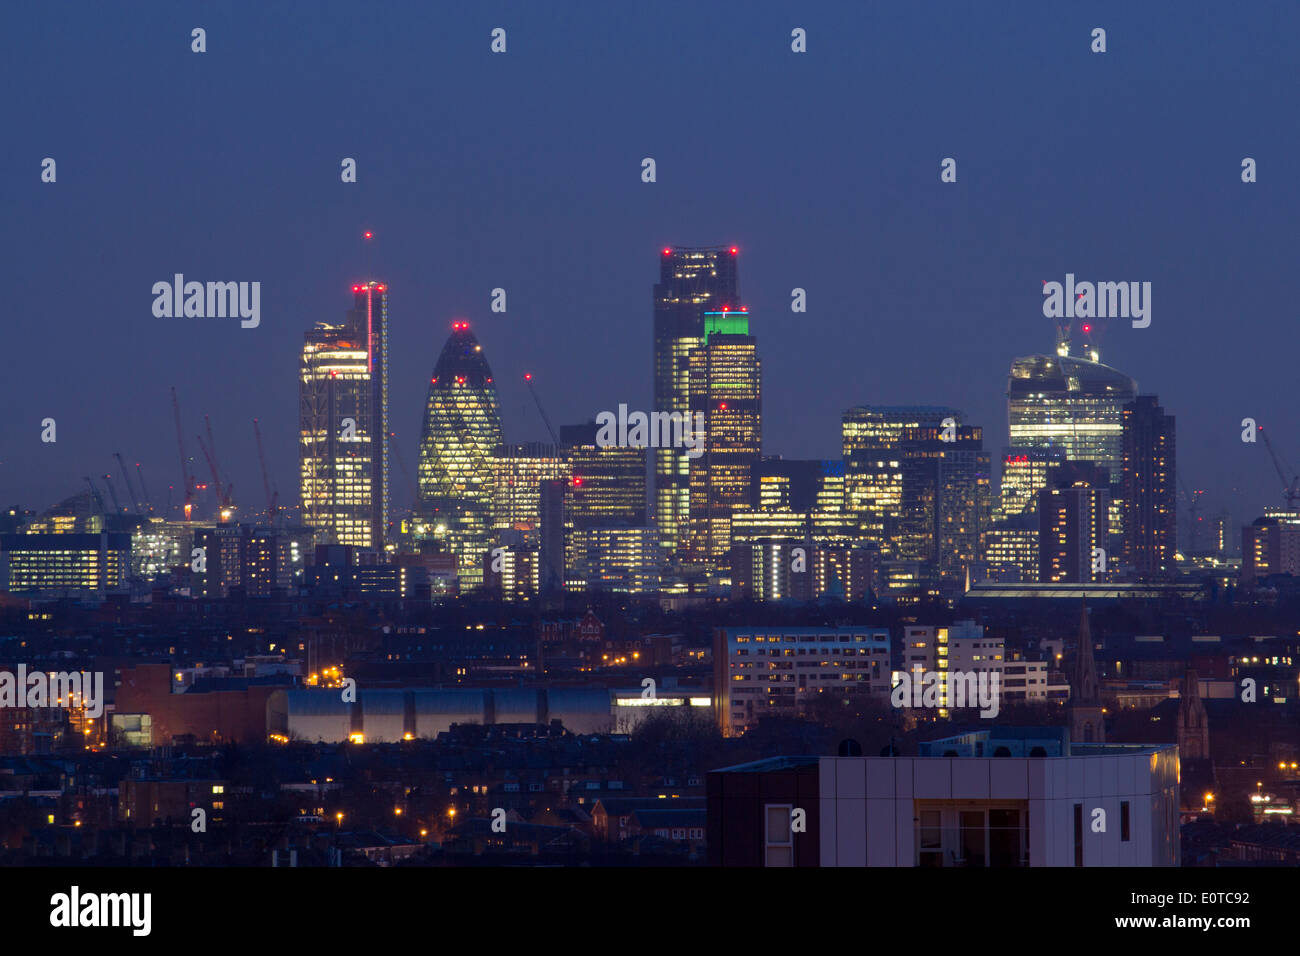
[390, 432, 422, 509]
[101, 473, 124, 514]
[83, 476, 105, 516]
[204, 416, 233, 503]
[135, 462, 154, 514]
[195, 432, 222, 504]
[195, 432, 234, 518]
[523, 372, 561, 446]
[253, 419, 279, 520]
[113, 453, 142, 513]
[1178, 478, 1203, 556]
[170, 387, 195, 521]
[1259, 425, 1300, 511]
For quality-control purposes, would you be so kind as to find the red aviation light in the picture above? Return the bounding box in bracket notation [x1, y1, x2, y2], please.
[352, 285, 361, 293]
[363, 231, 373, 239]
[377, 284, 387, 292]
[719, 402, 728, 410]
[1081, 323, 1092, 334]
[524, 373, 532, 381]
[573, 476, 583, 487]
[662, 248, 671, 256]
[729, 246, 738, 255]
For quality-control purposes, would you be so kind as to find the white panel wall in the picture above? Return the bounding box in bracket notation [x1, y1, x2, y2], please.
[817, 749, 1177, 867]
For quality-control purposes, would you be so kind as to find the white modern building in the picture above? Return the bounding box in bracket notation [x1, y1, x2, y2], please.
[895, 620, 1007, 713]
[1001, 660, 1049, 703]
[819, 731, 1178, 866]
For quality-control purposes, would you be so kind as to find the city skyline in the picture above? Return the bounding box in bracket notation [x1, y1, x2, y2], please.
[6, 1, 1298, 529]
[8, 1, 1300, 904]
[0, 247, 1260, 580]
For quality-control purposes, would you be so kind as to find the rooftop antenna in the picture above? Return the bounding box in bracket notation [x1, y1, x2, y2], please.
[361, 229, 374, 278]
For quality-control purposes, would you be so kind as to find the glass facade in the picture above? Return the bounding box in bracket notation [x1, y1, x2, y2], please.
[686, 328, 761, 569]
[415, 321, 503, 588]
[560, 422, 647, 529]
[842, 407, 961, 556]
[490, 443, 570, 540]
[1007, 353, 1136, 491]
[299, 282, 389, 548]
[653, 247, 739, 557]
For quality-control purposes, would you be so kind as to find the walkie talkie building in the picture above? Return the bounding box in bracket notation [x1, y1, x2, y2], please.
[1007, 353, 1137, 483]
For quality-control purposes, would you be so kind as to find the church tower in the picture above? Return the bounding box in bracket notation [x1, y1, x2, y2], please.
[1068, 599, 1106, 744]
[1177, 669, 1210, 761]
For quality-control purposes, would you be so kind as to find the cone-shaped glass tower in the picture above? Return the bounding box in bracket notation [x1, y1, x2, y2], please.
[416, 320, 503, 588]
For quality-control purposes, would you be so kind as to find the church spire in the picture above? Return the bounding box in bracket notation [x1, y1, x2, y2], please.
[1068, 597, 1105, 744]
[1071, 598, 1100, 704]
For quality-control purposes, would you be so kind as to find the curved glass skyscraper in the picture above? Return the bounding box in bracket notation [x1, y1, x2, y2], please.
[416, 320, 503, 588]
[1007, 353, 1137, 487]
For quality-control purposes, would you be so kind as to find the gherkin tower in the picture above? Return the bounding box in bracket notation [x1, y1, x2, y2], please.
[416, 320, 503, 588]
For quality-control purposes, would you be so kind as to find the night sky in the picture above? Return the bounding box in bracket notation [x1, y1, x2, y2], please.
[4, 0, 1297, 530]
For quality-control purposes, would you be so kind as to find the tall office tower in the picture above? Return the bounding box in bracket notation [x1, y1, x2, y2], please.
[684, 310, 761, 569]
[538, 478, 568, 595]
[416, 320, 503, 589]
[1121, 395, 1177, 580]
[739, 458, 855, 545]
[560, 422, 647, 528]
[569, 526, 663, 594]
[1242, 511, 1300, 586]
[983, 517, 1040, 582]
[1037, 462, 1111, 583]
[490, 442, 570, 542]
[299, 281, 389, 548]
[841, 406, 962, 555]
[984, 447, 1066, 583]
[997, 447, 1066, 519]
[1007, 337, 1136, 545]
[653, 245, 740, 556]
[895, 422, 992, 587]
[1209, 510, 1234, 559]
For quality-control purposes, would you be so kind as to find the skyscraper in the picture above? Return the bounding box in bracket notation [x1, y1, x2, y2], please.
[984, 447, 1066, 583]
[416, 320, 503, 589]
[299, 281, 389, 548]
[560, 422, 647, 529]
[1037, 462, 1111, 583]
[653, 246, 740, 557]
[996, 447, 1066, 519]
[491, 442, 570, 541]
[1007, 343, 1136, 548]
[1121, 395, 1176, 579]
[685, 310, 761, 570]
[895, 421, 991, 588]
[842, 406, 963, 555]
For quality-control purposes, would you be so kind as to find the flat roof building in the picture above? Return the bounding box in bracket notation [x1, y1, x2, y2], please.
[708, 729, 1179, 867]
